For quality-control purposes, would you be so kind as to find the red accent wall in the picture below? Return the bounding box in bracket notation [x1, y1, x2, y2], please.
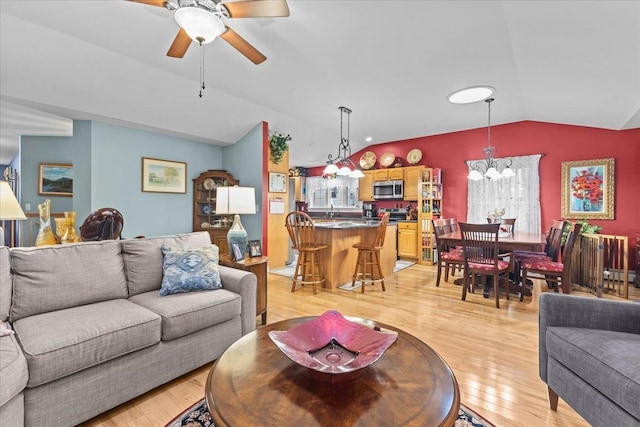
[309, 121, 640, 265]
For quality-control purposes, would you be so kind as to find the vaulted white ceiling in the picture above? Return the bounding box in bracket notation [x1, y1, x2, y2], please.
[1, 0, 639, 166]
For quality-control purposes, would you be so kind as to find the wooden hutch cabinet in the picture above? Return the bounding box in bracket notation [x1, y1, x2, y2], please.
[193, 170, 239, 255]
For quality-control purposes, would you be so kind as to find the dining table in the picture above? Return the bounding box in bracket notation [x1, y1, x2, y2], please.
[438, 230, 546, 253]
[438, 230, 546, 297]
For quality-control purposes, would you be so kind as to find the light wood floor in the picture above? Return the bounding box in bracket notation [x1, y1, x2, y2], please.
[81, 265, 638, 427]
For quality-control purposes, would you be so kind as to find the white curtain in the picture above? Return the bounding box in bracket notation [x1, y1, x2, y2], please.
[466, 154, 542, 234]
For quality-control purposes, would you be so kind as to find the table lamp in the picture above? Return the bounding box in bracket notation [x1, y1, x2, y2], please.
[215, 186, 256, 258]
[0, 180, 27, 246]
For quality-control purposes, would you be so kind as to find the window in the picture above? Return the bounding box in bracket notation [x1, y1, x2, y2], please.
[306, 176, 359, 209]
[466, 154, 542, 234]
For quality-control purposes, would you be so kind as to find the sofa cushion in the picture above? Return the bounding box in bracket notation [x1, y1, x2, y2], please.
[0, 246, 11, 321]
[129, 289, 241, 341]
[121, 232, 213, 296]
[0, 334, 28, 406]
[546, 327, 640, 419]
[9, 240, 127, 321]
[159, 245, 222, 296]
[13, 299, 161, 387]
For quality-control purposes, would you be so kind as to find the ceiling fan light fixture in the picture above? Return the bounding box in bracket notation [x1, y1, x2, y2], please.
[447, 86, 495, 104]
[174, 7, 225, 44]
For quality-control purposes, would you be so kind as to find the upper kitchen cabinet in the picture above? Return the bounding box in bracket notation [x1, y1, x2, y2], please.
[404, 166, 425, 201]
[373, 168, 403, 181]
[359, 171, 374, 201]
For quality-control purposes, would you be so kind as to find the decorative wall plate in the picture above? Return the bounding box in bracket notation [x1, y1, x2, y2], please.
[379, 152, 395, 168]
[407, 149, 422, 165]
[202, 205, 211, 214]
[359, 151, 376, 170]
[203, 178, 215, 190]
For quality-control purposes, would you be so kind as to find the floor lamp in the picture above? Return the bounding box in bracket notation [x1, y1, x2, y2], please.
[215, 186, 256, 259]
[0, 180, 27, 247]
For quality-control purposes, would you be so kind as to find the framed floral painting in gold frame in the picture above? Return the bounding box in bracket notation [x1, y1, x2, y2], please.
[561, 158, 614, 220]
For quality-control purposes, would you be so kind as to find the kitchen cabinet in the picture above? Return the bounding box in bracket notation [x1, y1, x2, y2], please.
[373, 168, 404, 181]
[418, 168, 443, 265]
[359, 170, 374, 201]
[193, 170, 239, 256]
[397, 221, 419, 259]
[403, 166, 425, 201]
[292, 176, 306, 202]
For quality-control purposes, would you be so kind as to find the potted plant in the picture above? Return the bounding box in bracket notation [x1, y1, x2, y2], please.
[269, 133, 291, 165]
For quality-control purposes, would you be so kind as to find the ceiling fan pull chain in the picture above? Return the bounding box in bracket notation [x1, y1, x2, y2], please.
[199, 39, 205, 98]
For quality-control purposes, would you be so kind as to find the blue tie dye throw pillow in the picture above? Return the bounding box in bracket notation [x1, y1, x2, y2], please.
[159, 245, 222, 296]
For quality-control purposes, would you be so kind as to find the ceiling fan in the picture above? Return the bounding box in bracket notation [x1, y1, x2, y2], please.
[128, 0, 290, 64]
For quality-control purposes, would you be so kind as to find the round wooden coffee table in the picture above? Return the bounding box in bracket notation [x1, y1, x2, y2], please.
[206, 316, 460, 426]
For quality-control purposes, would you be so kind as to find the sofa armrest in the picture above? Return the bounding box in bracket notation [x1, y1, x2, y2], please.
[539, 292, 640, 381]
[219, 265, 257, 336]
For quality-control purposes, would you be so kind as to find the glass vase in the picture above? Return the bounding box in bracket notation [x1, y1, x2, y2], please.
[61, 211, 80, 243]
[35, 199, 57, 246]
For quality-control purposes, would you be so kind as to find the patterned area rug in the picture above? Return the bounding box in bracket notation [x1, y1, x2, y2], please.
[167, 398, 494, 427]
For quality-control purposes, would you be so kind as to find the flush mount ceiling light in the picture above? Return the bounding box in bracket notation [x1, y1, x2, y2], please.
[323, 107, 364, 178]
[447, 86, 495, 104]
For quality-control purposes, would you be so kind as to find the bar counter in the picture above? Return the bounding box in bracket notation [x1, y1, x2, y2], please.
[313, 220, 397, 290]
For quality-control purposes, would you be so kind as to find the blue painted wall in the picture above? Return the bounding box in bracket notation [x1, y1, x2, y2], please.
[17, 119, 268, 241]
[221, 123, 264, 242]
[20, 134, 75, 214]
[89, 121, 222, 238]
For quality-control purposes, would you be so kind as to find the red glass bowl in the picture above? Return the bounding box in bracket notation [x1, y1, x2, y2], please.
[268, 310, 398, 374]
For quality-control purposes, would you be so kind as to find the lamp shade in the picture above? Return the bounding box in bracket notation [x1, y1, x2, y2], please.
[216, 186, 256, 214]
[174, 7, 225, 44]
[0, 181, 26, 220]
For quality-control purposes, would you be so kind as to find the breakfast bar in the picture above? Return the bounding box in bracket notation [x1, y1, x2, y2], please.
[313, 220, 397, 290]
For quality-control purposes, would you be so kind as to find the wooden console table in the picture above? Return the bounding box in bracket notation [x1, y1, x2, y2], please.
[219, 255, 268, 325]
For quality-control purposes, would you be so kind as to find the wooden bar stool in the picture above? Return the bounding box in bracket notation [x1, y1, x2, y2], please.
[285, 211, 328, 294]
[351, 213, 390, 293]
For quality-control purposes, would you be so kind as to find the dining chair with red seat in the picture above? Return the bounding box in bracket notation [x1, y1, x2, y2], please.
[513, 220, 567, 298]
[515, 220, 566, 262]
[459, 222, 514, 308]
[285, 211, 328, 294]
[351, 212, 390, 293]
[432, 218, 464, 287]
[521, 222, 582, 294]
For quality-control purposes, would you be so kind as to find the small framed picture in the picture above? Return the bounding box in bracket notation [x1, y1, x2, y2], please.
[141, 157, 187, 194]
[38, 163, 73, 196]
[231, 242, 244, 262]
[249, 240, 262, 257]
[269, 172, 287, 193]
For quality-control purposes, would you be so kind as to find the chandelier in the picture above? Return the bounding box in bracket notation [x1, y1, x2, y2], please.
[322, 107, 364, 178]
[468, 98, 515, 180]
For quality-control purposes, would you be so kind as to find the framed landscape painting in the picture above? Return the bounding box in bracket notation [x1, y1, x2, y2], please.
[38, 163, 73, 196]
[561, 158, 614, 220]
[141, 157, 187, 194]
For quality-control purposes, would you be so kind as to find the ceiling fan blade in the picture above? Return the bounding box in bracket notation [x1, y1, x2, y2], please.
[127, 0, 167, 7]
[167, 28, 192, 58]
[220, 26, 267, 64]
[222, 0, 290, 18]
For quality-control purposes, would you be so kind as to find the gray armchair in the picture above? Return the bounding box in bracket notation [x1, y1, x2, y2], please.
[539, 293, 640, 426]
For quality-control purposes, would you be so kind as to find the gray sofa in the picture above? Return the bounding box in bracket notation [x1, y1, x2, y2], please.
[539, 292, 640, 426]
[0, 232, 257, 427]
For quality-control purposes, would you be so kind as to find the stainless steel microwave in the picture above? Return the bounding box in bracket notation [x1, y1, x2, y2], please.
[373, 180, 404, 200]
